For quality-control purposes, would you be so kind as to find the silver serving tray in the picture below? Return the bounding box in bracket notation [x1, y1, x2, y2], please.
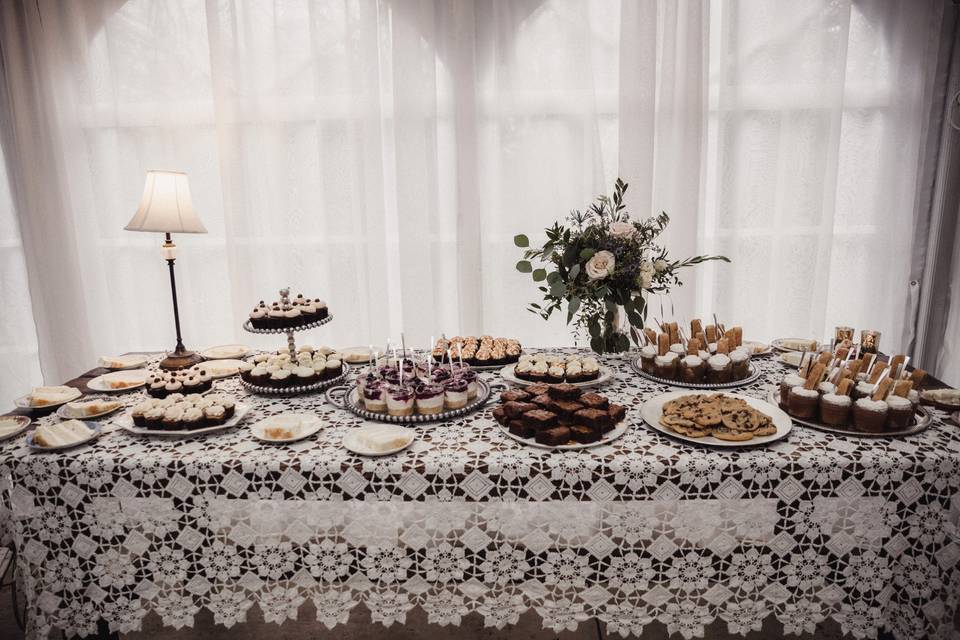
[240, 364, 349, 395]
[242, 313, 333, 335]
[630, 358, 762, 390]
[326, 379, 500, 424]
[765, 389, 932, 438]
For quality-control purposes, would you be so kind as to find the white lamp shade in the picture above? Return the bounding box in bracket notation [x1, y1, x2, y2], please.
[125, 170, 207, 234]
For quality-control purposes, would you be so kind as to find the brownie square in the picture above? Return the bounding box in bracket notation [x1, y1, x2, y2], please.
[535, 426, 572, 446]
[547, 383, 581, 401]
[548, 400, 585, 417]
[523, 409, 558, 430]
[525, 383, 550, 396]
[501, 389, 531, 402]
[570, 424, 601, 444]
[531, 394, 553, 408]
[579, 392, 609, 410]
[573, 408, 610, 430]
[503, 401, 538, 418]
[491, 406, 508, 425]
[508, 419, 535, 438]
[608, 403, 627, 423]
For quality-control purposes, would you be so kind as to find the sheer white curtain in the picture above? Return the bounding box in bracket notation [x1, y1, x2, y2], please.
[0, 0, 943, 394]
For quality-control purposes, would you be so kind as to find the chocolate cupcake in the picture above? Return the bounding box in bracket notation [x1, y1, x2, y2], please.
[679, 355, 706, 384]
[654, 353, 678, 379]
[639, 345, 657, 374]
[162, 407, 183, 431]
[852, 398, 887, 432]
[788, 386, 819, 419]
[779, 374, 806, 407]
[885, 396, 913, 430]
[204, 405, 226, 427]
[730, 348, 751, 380]
[182, 407, 204, 430]
[144, 407, 164, 430]
[819, 393, 851, 426]
[706, 354, 732, 384]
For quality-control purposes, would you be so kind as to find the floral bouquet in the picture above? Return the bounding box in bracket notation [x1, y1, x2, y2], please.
[514, 179, 729, 354]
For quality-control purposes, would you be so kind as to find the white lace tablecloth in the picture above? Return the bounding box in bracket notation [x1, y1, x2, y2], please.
[1, 350, 959, 640]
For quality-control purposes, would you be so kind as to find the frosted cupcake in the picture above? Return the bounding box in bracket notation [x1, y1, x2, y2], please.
[853, 398, 888, 432]
[779, 374, 807, 407]
[885, 395, 913, 429]
[639, 345, 657, 374]
[819, 393, 851, 426]
[654, 352, 679, 379]
[457, 369, 478, 399]
[707, 354, 732, 384]
[730, 348, 751, 380]
[788, 386, 819, 419]
[679, 355, 705, 384]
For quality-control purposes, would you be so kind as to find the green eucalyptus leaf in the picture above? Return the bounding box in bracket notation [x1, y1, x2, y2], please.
[566, 296, 581, 324]
[579, 248, 595, 260]
[549, 281, 566, 297]
[532, 268, 547, 282]
[516, 260, 533, 273]
[513, 234, 529, 248]
[590, 336, 605, 354]
[546, 271, 562, 284]
[568, 264, 580, 280]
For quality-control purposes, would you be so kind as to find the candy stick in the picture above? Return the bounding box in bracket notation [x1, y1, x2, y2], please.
[871, 377, 894, 401]
[368, 344, 374, 369]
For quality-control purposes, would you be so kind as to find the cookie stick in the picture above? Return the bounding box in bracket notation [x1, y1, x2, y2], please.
[687, 338, 701, 356]
[705, 325, 717, 344]
[909, 368, 927, 387]
[657, 333, 670, 357]
[871, 377, 894, 401]
[892, 380, 914, 397]
[868, 362, 889, 384]
[690, 319, 703, 340]
[837, 378, 855, 396]
[803, 364, 826, 390]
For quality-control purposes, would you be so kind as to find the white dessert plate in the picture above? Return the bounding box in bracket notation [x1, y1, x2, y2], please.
[920, 389, 960, 411]
[201, 344, 251, 360]
[342, 425, 415, 456]
[742, 341, 771, 356]
[499, 364, 613, 389]
[27, 421, 102, 452]
[195, 359, 247, 379]
[498, 419, 629, 451]
[14, 386, 82, 410]
[779, 352, 803, 368]
[771, 338, 820, 353]
[56, 397, 125, 420]
[641, 390, 792, 448]
[98, 354, 150, 370]
[250, 413, 323, 443]
[0, 416, 32, 442]
[87, 370, 150, 393]
[340, 346, 381, 365]
[115, 402, 251, 437]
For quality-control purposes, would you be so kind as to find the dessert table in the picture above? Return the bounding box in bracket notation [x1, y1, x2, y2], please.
[1, 350, 959, 640]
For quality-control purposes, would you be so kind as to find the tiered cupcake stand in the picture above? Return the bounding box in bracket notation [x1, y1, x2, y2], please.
[240, 287, 349, 395]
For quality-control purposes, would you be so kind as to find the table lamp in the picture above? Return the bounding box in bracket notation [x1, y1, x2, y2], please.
[125, 170, 206, 370]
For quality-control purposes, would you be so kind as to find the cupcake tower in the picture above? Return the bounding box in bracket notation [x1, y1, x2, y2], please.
[637, 319, 753, 385]
[778, 348, 924, 433]
[356, 353, 480, 418]
[241, 287, 339, 394]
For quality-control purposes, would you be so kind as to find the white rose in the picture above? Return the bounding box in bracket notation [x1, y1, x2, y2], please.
[585, 250, 616, 281]
[609, 221, 635, 239]
[638, 260, 654, 289]
[654, 259, 668, 273]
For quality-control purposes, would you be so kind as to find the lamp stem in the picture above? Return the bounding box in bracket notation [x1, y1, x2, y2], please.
[164, 233, 186, 353]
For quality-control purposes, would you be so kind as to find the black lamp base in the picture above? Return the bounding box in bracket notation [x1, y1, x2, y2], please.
[160, 348, 204, 370]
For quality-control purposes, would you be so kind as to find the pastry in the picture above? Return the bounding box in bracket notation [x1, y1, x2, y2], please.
[33, 420, 92, 447]
[146, 368, 213, 398]
[240, 348, 345, 390]
[679, 355, 706, 384]
[494, 384, 626, 446]
[25, 386, 79, 407]
[536, 426, 572, 446]
[433, 336, 521, 367]
[349, 425, 413, 453]
[62, 398, 122, 419]
[386, 385, 415, 416]
[852, 398, 887, 433]
[443, 378, 469, 409]
[248, 293, 330, 330]
[788, 387, 819, 419]
[414, 383, 445, 415]
[363, 382, 387, 413]
[706, 354, 733, 384]
[514, 353, 601, 384]
[885, 395, 913, 429]
[639, 345, 657, 374]
[819, 393, 851, 426]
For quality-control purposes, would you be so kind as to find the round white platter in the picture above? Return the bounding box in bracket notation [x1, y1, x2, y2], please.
[641, 390, 792, 448]
[779, 352, 803, 368]
[56, 397, 125, 420]
[87, 370, 150, 393]
[250, 413, 323, 443]
[201, 344, 251, 360]
[98, 354, 150, 370]
[0, 416, 32, 442]
[114, 402, 251, 437]
[14, 387, 82, 410]
[499, 364, 613, 389]
[742, 341, 772, 357]
[771, 338, 820, 353]
[342, 426, 415, 457]
[27, 421, 102, 452]
[497, 420, 629, 451]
